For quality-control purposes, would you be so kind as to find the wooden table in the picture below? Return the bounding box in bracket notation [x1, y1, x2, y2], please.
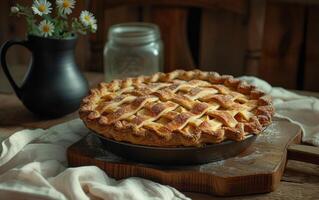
[0, 72, 318, 199]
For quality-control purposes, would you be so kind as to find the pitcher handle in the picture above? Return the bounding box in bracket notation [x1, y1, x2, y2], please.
[0, 39, 30, 98]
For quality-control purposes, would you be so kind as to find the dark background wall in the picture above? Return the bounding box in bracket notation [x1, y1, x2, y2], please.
[1, 0, 319, 91]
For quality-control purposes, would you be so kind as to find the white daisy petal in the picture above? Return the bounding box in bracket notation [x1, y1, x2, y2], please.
[91, 23, 97, 32]
[32, 0, 52, 16]
[80, 10, 97, 29]
[11, 6, 19, 14]
[39, 20, 55, 37]
[56, 0, 75, 15]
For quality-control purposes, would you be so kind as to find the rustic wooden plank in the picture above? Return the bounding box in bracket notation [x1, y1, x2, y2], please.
[103, 0, 247, 14]
[88, 1, 140, 71]
[86, 0, 104, 72]
[292, 89, 319, 98]
[187, 159, 319, 199]
[283, 160, 319, 184]
[72, 0, 90, 70]
[288, 144, 319, 165]
[67, 120, 302, 196]
[0, 0, 10, 44]
[2, 0, 30, 66]
[244, 0, 266, 76]
[0, 64, 27, 94]
[87, 0, 248, 72]
[149, 7, 195, 71]
[0, 126, 25, 139]
[259, 2, 305, 89]
[186, 181, 319, 199]
[275, 0, 319, 5]
[199, 9, 247, 76]
[303, 6, 319, 92]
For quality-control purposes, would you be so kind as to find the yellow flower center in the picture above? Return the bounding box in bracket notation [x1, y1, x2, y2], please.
[84, 15, 90, 21]
[42, 25, 50, 33]
[63, 1, 70, 8]
[38, 4, 46, 12]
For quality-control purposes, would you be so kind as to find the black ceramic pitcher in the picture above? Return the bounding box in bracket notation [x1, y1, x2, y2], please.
[0, 35, 89, 117]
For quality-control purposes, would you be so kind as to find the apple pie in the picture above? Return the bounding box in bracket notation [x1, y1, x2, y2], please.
[79, 70, 274, 147]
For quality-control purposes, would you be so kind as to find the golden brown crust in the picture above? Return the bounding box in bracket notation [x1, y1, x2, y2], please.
[79, 70, 274, 147]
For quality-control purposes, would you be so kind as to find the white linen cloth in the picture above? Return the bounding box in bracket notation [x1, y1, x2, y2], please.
[240, 76, 319, 146]
[0, 119, 189, 200]
[0, 76, 318, 200]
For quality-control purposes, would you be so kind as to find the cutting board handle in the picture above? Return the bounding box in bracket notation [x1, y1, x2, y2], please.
[287, 144, 319, 165]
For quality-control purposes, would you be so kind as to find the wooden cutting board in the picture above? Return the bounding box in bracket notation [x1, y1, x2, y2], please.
[67, 119, 303, 196]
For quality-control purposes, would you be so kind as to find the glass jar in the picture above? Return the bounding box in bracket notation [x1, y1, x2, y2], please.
[103, 22, 163, 82]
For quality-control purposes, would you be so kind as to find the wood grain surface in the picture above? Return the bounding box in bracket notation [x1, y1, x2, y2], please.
[199, 8, 247, 76]
[67, 119, 302, 196]
[150, 7, 195, 71]
[259, 2, 305, 89]
[304, 6, 319, 91]
[288, 144, 319, 165]
[102, 0, 247, 14]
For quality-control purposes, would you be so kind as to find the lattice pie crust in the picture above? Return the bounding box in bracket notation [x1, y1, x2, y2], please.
[79, 70, 274, 147]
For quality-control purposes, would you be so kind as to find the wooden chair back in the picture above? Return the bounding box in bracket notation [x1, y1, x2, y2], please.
[87, 0, 262, 75]
[87, 0, 319, 92]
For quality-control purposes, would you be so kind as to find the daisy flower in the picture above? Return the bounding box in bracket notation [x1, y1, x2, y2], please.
[91, 23, 97, 32]
[80, 10, 97, 28]
[32, 0, 52, 16]
[39, 20, 55, 37]
[10, 6, 19, 14]
[56, 0, 75, 15]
